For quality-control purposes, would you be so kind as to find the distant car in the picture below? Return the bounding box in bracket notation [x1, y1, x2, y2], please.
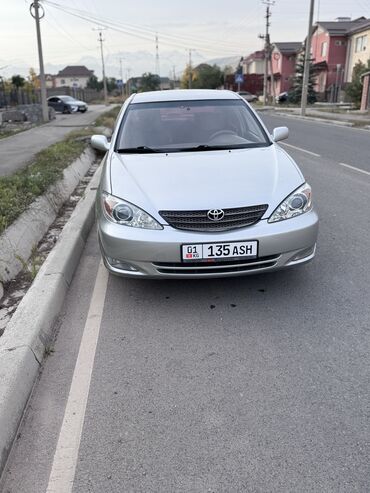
[237, 91, 258, 103]
[47, 95, 88, 114]
[91, 89, 318, 279]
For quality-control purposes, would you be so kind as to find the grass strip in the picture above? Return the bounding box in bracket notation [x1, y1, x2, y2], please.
[0, 128, 25, 140]
[0, 134, 86, 234]
[94, 105, 121, 130]
[0, 105, 121, 234]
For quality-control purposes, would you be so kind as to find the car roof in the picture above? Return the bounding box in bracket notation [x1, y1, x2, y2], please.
[48, 95, 72, 99]
[131, 89, 240, 104]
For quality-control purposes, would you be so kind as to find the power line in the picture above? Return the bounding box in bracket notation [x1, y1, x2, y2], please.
[42, 0, 240, 55]
[44, 7, 95, 53]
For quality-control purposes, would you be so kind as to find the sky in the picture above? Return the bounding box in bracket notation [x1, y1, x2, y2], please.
[0, 0, 369, 79]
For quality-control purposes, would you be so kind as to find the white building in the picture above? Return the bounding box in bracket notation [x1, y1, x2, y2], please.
[54, 65, 94, 89]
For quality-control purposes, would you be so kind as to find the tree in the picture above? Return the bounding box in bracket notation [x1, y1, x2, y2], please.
[193, 64, 223, 89]
[11, 75, 25, 88]
[106, 77, 117, 92]
[28, 67, 40, 89]
[180, 65, 192, 89]
[87, 75, 103, 91]
[140, 72, 160, 92]
[345, 60, 370, 106]
[181, 63, 223, 89]
[223, 65, 235, 77]
[288, 49, 317, 105]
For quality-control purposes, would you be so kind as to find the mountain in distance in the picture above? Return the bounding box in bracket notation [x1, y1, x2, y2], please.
[0, 50, 241, 80]
[78, 51, 241, 79]
[205, 55, 241, 70]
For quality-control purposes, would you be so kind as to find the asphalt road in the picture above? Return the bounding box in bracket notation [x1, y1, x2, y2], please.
[1, 116, 370, 492]
[260, 112, 370, 173]
[0, 104, 108, 176]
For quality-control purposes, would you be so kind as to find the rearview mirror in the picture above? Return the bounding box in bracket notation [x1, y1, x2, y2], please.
[91, 135, 110, 152]
[272, 127, 289, 142]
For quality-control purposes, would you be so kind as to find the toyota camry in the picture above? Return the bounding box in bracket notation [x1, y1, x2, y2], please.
[91, 90, 318, 278]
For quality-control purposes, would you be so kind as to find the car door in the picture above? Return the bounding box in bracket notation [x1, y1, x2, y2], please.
[48, 97, 59, 110]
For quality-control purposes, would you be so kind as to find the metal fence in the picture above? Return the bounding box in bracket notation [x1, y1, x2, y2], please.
[0, 86, 103, 109]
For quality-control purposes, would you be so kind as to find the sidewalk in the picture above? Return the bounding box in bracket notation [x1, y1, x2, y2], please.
[0, 105, 107, 177]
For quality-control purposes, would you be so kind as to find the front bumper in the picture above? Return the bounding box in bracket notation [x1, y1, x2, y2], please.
[97, 208, 319, 279]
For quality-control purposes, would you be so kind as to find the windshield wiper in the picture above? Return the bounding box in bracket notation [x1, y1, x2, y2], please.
[179, 144, 239, 152]
[116, 146, 161, 154]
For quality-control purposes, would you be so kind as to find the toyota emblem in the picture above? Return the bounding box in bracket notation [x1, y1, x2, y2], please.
[207, 209, 225, 221]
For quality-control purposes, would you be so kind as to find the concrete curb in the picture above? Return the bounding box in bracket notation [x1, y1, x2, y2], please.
[0, 163, 102, 476]
[0, 147, 96, 287]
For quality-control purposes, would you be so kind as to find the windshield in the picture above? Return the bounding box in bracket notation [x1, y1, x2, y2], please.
[60, 96, 76, 102]
[116, 99, 270, 152]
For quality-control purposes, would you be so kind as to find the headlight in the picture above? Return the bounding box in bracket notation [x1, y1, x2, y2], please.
[268, 183, 312, 223]
[102, 193, 163, 230]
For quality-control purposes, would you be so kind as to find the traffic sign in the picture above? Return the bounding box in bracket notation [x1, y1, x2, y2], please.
[235, 73, 244, 84]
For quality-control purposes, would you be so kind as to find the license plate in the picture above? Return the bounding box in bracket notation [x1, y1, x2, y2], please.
[181, 241, 258, 262]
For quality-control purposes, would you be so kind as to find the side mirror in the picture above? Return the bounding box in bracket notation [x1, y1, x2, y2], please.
[91, 135, 110, 152]
[272, 126, 289, 142]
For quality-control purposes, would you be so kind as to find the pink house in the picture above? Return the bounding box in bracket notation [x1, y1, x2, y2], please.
[270, 42, 302, 95]
[241, 51, 265, 75]
[310, 17, 367, 99]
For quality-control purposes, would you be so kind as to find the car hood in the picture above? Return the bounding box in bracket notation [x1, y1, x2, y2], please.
[108, 145, 304, 221]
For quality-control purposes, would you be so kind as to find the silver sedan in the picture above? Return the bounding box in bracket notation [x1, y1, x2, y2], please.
[92, 89, 318, 278]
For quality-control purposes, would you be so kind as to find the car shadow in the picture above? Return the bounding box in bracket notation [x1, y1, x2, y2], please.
[110, 263, 317, 311]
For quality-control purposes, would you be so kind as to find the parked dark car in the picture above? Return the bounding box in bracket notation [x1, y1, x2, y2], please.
[275, 92, 290, 104]
[237, 91, 258, 103]
[47, 95, 88, 113]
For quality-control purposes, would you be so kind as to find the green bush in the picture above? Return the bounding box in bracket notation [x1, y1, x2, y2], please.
[345, 60, 370, 107]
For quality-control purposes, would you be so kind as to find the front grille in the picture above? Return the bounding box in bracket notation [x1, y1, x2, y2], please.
[159, 205, 268, 232]
[153, 255, 280, 275]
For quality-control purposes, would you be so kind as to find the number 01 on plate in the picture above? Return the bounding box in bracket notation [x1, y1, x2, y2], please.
[181, 241, 258, 262]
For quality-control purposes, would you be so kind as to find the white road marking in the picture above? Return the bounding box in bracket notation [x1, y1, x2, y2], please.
[281, 142, 321, 157]
[339, 162, 370, 176]
[46, 261, 109, 493]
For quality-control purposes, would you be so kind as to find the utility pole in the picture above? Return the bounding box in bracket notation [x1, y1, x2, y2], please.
[155, 34, 160, 77]
[259, 1, 274, 106]
[301, 0, 315, 116]
[188, 49, 193, 89]
[172, 65, 176, 88]
[126, 68, 131, 97]
[30, 0, 48, 122]
[119, 58, 124, 97]
[94, 27, 108, 105]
